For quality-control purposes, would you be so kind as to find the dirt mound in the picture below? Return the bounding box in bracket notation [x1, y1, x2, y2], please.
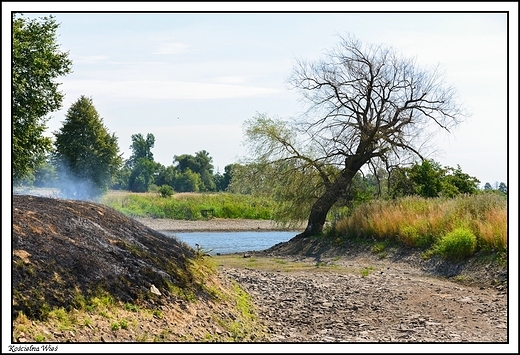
[12, 195, 200, 317]
[11, 195, 265, 342]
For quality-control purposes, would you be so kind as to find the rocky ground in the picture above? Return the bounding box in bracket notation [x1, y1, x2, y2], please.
[141, 217, 510, 343]
[221, 260, 507, 343]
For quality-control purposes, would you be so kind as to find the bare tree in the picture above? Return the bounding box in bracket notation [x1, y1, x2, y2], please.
[243, 34, 464, 237]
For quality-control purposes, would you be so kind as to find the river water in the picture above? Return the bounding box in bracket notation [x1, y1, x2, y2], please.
[161, 231, 298, 255]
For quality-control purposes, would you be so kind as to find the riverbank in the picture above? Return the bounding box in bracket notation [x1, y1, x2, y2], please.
[134, 217, 305, 232]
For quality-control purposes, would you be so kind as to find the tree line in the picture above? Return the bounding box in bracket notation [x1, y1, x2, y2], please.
[110, 133, 236, 194]
[18, 99, 238, 198]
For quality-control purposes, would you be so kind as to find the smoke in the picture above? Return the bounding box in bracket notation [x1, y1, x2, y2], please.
[13, 166, 104, 202]
[12, 187, 61, 199]
[55, 166, 104, 201]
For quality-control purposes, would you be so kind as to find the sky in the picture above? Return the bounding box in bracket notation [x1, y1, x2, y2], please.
[2, 3, 519, 353]
[3, 2, 517, 189]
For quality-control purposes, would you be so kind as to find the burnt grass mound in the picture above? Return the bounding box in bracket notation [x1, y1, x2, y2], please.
[12, 195, 210, 320]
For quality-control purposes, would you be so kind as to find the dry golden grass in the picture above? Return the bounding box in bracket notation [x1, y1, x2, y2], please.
[335, 194, 507, 251]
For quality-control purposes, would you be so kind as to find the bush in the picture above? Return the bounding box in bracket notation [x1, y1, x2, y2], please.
[158, 185, 174, 198]
[432, 227, 477, 261]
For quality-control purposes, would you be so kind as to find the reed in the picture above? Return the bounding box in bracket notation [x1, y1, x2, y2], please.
[334, 193, 507, 255]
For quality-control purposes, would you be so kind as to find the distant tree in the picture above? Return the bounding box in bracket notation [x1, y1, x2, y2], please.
[498, 182, 507, 194]
[53, 96, 122, 199]
[126, 133, 155, 169]
[173, 150, 216, 191]
[174, 168, 202, 192]
[389, 160, 479, 198]
[128, 158, 157, 192]
[12, 14, 73, 183]
[123, 132, 158, 192]
[484, 182, 493, 191]
[443, 165, 480, 195]
[154, 164, 176, 188]
[388, 166, 416, 198]
[409, 160, 444, 198]
[213, 171, 225, 192]
[215, 163, 240, 191]
[111, 165, 131, 190]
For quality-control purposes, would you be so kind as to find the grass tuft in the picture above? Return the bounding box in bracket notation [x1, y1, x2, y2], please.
[430, 227, 478, 261]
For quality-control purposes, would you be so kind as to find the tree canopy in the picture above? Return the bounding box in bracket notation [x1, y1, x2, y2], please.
[389, 160, 480, 198]
[53, 96, 122, 199]
[126, 133, 155, 169]
[174, 150, 216, 191]
[242, 34, 465, 236]
[125, 133, 158, 192]
[12, 14, 73, 183]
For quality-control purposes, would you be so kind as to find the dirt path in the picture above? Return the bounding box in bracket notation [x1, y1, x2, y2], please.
[220, 257, 508, 343]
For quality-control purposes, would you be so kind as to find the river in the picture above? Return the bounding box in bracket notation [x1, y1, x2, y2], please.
[161, 230, 298, 255]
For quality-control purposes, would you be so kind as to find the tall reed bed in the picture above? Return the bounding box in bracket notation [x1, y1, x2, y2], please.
[101, 192, 277, 220]
[334, 193, 507, 254]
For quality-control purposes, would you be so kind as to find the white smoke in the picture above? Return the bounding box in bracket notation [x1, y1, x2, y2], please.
[54, 165, 104, 201]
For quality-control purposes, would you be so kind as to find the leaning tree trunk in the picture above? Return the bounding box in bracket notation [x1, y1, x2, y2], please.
[297, 174, 351, 238]
[301, 189, 342, 237]
[298, 154, 370, 238]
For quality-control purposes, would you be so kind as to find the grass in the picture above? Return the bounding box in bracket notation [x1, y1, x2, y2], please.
[214, 254, 353, 274]
[100, 191, 278, 220]
[222, 282, 265, 341]
[333, 193, 507, 261]
[12, 249, 269, 343]
[360, 266, 376, 277]
[430, 227, 478, 261]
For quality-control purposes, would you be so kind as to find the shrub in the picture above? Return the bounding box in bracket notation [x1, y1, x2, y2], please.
[432, 227, 477, 261]
[158, 185, 174, 198]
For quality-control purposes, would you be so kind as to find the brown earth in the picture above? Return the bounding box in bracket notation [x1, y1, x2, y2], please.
[10, 194, 511, 346]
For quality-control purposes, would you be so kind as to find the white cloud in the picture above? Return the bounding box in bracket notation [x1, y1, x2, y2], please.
[213, 76, 246, 84]
[152, 42, 191, 55]
[62, 80, 281, 100]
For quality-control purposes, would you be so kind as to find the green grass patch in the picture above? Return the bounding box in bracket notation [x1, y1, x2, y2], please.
[101, 191, 279, 220]
[360, 266, 376, 277]
[429, 227, 478, 261]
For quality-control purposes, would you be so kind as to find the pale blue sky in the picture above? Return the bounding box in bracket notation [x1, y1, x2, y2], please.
[4, 3, 516, 188]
